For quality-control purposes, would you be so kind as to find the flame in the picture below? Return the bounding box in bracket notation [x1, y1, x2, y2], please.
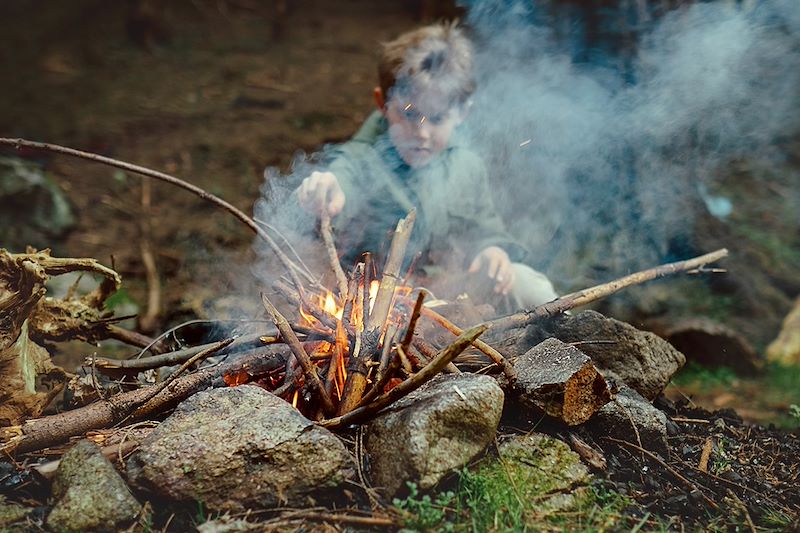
[291, 389, 299, 408]
[369, 280, 379, 312]
[324, 291, 343, 320]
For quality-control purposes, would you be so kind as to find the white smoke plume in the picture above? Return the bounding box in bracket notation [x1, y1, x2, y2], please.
[461, 0, 800, 287]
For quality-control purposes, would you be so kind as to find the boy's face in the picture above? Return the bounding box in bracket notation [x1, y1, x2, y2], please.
[382, 90, 464, 168]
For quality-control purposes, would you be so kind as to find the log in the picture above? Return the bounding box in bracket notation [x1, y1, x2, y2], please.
[511, 338, 612, 425]
[4, 346, 288, 455]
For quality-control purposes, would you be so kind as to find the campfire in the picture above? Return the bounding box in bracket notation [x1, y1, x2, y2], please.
[6, 138, 778, 533]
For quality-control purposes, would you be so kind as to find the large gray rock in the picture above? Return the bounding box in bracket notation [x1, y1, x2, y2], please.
[585, 385, 669, 457]
[543, 311, 685, 400]
[513, 338, 612, 425]
[126, 385, 354, 513]
[46, 440, 141, 532]
[365, 373, 504, 497]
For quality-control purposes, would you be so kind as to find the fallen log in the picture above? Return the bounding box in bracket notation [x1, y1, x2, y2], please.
[3, 345, 288, 455]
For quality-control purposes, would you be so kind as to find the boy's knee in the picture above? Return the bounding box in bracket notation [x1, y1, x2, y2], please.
[510, 263, 558, 309]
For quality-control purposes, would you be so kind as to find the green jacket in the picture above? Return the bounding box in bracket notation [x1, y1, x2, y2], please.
[328, 112, 528, 268]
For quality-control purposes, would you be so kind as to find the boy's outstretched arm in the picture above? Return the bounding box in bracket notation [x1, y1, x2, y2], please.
[468, 245, 515, 295]
[296, 171, 346, 218]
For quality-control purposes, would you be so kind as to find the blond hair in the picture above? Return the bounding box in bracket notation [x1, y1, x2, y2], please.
[378, 22, 475, 105]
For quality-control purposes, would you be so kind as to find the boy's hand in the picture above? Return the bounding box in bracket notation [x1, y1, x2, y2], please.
[468, 246, 514, 295]
[297, 171, 346, 217]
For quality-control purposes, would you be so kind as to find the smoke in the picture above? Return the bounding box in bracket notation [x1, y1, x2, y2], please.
[461, 0, 800, 286]
[251, 0, 798, 308]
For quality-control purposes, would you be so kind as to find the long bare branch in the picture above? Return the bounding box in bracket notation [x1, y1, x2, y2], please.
[0, 137, 306, 291]
[488, 248, 729, 332]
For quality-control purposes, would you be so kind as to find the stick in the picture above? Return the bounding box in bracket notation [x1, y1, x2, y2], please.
[119, 338, 234, 422]
[357, 324, 399, 407]
[411, 337, 460, 374]
[105, 325, 169, 354]
[261, 293, 335, 415]
[87, 331, 273, 372]
[399, 290, 426, 355]
[320, 212, 348, 301]
[320, 324, 487, 429]
[420, 306, 516, 381]
[338, 265, 368, 415]
[138, 178, 161, 333]
[366, 211, 416, 331]
[4, 346, 288, 455]
[488, 249, 729, 331]
[0, 137, 307, 291]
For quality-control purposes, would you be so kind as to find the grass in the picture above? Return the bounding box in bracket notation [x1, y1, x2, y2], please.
[392, 434, 638, 533]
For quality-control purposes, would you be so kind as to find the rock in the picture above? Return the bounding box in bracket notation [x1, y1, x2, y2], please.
[0, 496, 31, 529]
[127, 385, 354, 513]
[512, 338, 612, 425]
[365, 373, 503, 497]
[546, 311, 685, 400]
[493, 433, 591, 512]
[0, 156, 75, 251]
[767, 296, 800, 366]
[662, 318, 761, 375]
[46, 440, 141, 533]
[584, 385, 669, 458]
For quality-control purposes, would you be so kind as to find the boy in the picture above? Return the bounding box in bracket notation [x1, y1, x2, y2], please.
[296, 22, 557, 309]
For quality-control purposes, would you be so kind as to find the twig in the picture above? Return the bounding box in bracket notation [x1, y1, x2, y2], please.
[118, 338, 235, 423]
[0, 137, 306, 291]
[727, 489, 757, 533]
[105, 325, 169, 354]
[411, 337, 460, 374]
[604, 437, 719, 510]
[358, 323, 399, 407]
[420, 307, 512, 379]
[138, 177, 161, 333]
[399, 290, 426, 355]
[338, 265, 368, 415]
[261, 293, 335, 415]
[88, 331, 271, 372]
[320, 212, 348, 300]
[320, 324, 487, 429]
[698, 437, 713, 472]
[366, 210, 416, 331]
[280, 511, 399, 528]
[488, 249, 729, 331]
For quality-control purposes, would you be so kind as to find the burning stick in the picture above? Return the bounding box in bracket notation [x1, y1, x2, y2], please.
[320, 323, 488, 429]
[358, 323, 400, 407]
[366, 210, 416, 332]
[320, 212, 349, 301]
[488, 248, 729, 332]
[420, 307, 515, 381]
[337, 265, 368, 415]
[261, 294, 336, 415]
[274, 279, 344, 333]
